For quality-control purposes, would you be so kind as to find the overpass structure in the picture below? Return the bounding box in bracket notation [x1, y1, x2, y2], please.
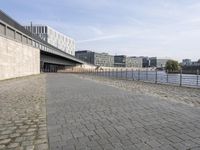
[0, 10, 85, 80]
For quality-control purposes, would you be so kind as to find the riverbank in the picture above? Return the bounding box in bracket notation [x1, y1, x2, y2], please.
[78, 74, 200, 107]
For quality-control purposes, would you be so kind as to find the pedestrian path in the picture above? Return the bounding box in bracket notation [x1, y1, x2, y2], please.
[46, 74, 200, 150]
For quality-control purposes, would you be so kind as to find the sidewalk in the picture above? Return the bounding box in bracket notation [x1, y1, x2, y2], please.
[46, 74, 200, 150]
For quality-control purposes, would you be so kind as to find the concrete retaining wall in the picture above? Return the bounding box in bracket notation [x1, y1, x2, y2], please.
[0, 36, 40, 80]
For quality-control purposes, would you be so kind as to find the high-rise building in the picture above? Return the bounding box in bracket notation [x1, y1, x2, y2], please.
[24, 25, 75, 55]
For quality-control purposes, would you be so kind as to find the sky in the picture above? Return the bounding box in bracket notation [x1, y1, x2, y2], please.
[1, 0, 200, 61]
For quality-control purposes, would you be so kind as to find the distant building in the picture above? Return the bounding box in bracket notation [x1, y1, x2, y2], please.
[114, 55, 126, 67]
[157, 59, 169, 68]
[75, 50, 94, 64]
[24, 25, 75, 55]
[140, 57, 150, 68]
[149, 57, 157, 67]
[126, 57, 143, 68]
[114, 55, 143, 67]
[75, 50, 114, 67]
[94, 53, 114, 67]
[182, 59, 192, 66]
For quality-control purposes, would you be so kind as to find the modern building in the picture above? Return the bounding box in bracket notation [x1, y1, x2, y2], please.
[140, 57, 150, 68]
[157, 59, 169, 68]
[126, 57, 143, 68]
[75, 50, 114, 67]
[75, 50, 94, 64]
[94, 53, 114, 67]
[114, 55, 143, 67]
[149, 57, 157, 67]
[24, 25, 75, 55]
[114, 55, 126, 67]
[182, 59, 192, 66]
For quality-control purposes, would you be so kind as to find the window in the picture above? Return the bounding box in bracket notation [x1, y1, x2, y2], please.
[45, 26, 47, 33]
[32, 40, 36, 47]
[28, 38, 32, 45]
[7, 27, 15, 39]
[16, 32, 22, 41]
[22, 36, 28, 44]
[0, 23, 6, 35]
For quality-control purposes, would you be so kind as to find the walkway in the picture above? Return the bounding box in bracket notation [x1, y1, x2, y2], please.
[46, 74, 200, 150]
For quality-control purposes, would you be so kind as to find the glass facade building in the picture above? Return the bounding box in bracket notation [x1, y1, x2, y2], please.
[24, 25, 75, 55]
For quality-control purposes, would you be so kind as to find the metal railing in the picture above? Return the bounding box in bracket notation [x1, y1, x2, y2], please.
[78, 68, 200, 88]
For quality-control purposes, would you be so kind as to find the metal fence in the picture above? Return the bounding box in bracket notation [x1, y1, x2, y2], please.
[81, 69, 200, 88]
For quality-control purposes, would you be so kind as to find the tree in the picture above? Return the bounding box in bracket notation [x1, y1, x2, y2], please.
[165, 60, 179, 72]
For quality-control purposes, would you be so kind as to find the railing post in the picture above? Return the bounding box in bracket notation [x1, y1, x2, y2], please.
[126, 68, 128, 80]
[132, 68, 134, 80]
[146, 68, 148, 81]
[166, 70, 169, 83]
[121, 68, 123, 79]
[180, 69, 182, 87]
[116, 68, 118, 78]
[138, 69, 140, 81]
[197, 69, 199, 86]
[155, 70, 158, 84]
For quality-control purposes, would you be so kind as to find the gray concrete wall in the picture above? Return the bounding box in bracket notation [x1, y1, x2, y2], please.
[0, 36, 40, 80]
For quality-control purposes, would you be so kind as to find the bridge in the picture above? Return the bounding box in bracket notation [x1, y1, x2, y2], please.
[0, 10, 86, 80]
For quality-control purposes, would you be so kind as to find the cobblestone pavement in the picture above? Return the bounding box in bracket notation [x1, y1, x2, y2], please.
[80, 75, 200, 107]
[47, 74, 200, 150]
[0, 75, 48, 150]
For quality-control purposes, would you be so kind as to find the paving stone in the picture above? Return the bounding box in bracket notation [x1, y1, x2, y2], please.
[7, 143, 20, 148]
[0, 138, 11, 144]
[0, 75, 48, 149]
[39, 74, 200, 149]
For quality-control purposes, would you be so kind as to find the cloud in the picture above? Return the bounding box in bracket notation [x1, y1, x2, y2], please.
[77, 34, 124, 43]
[2, 0, 200, 61]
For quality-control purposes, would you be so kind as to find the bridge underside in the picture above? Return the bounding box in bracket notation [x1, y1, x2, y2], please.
[40, 52, 81, 72]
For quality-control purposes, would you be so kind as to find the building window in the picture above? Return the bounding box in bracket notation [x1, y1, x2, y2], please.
[22, 35, 28, 44]
[7, 27, 15, 39]
[16, 32, 22, 41]
[0, 23, 6, 35]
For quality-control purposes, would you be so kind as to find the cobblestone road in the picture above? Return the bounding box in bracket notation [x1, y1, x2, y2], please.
[46, 74, 200, 150]
[0, 75, 48, 150]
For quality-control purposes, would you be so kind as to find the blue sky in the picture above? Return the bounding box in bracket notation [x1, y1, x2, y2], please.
[2, 0, 200, 61]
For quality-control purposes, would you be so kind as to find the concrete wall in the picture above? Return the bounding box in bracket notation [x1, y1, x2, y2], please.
[0, 36, 40, 80]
